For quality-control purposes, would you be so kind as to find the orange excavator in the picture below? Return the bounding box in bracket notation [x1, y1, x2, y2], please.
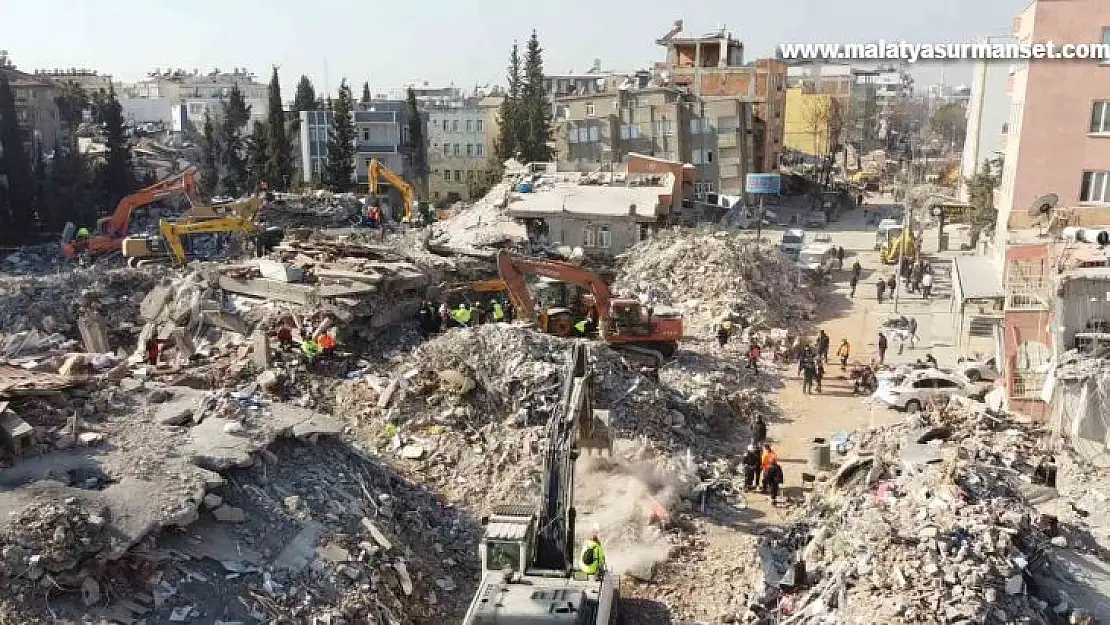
[497, 250, 683, 369]
[61, 171, 200, 260]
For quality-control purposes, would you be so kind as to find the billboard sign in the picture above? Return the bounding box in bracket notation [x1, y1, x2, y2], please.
[745, 173, 782, 195]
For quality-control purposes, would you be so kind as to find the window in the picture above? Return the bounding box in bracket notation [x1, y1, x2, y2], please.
[598, 226, 611, 249]
[467, 170, 475, 180]
[693, 149, 704, 165]
[586, 102, 596, 117]
[1103, 28, 1110, 65]
[476, 144, 484, 157]
[444, 170, 451, 181]
[454, 170, 462, 182]
[476, 119, 484, 132]
[568, 127, 578, 143]
[466, 119, 473, 132]
[362, 128, 370, 141]
[705, 149, 714, 164]
[578, 127, 590, 143]
[466, 144, 473, 156]
[620, 124, 642, 140]
[1081, 170, 1110, 203]
[1091, 101, 1110, 134]
[452, 120, 459, 131]
[653, 120, 673, 136]
[443, 144, 450, 156]
[443, 120, 449, 131]
[588, 126, 600, 142]
[689, 118, 711, 134]
[453, 144, 460, 156]
[583, 227, 597, 247]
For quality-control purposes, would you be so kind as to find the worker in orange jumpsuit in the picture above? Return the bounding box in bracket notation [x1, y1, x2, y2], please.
[317, 333, 337, 358]
[760, 444, 778, 494]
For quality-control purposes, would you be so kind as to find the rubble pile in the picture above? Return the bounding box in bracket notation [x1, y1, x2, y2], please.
[616, 229, 818, 332]
[750, 402, 1089, 623]
[0, 500, 112, 579]
[260, 192, 363, 229]
[428, 179, 527, 257]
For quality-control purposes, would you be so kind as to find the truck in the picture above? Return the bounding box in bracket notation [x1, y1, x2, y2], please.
[780, 229, 806, 260]
[462, 342, 619, 624]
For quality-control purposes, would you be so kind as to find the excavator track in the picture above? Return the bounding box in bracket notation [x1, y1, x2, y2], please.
[613, 341, 677, 374]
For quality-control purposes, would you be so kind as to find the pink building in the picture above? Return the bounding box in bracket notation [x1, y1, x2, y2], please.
[996, 0, 1110, 236]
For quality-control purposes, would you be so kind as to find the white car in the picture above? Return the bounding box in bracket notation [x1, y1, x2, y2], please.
[874, 369, 971, 413]
[957, 357, 999, 382]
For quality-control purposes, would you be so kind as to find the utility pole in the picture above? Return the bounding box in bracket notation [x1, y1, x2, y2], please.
[893, 138, 912, 314]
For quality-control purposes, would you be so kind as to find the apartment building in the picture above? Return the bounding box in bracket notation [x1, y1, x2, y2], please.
[427, 103, 496, 202]
[785, 62, 882, 152]
[552, 86, 753, 198]
[656, 23, 787, 173]
[959, 36, 1014, 200]
[119, 68, 268, 129]
[0, 54, 61, 150]
[783, 87, 837, 158]
[297, 100, 415, 195]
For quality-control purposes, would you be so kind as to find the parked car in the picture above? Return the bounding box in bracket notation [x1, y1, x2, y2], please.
[957, 357, 999, 382]
[804, 211, 828, 229]
[874, 369, 972, 413]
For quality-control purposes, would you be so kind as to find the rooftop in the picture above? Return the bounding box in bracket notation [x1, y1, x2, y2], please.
[507, 172, 674, 219]
[954, 255, 1003, 300]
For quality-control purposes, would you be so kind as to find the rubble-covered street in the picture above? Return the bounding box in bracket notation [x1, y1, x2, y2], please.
[0, 175, 1107, 625]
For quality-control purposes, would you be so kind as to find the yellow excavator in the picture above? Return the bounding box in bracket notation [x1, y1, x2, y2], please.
[368, 158, 416, 223]
[122, 196, 282, 266]
[880, 224, 917, 264]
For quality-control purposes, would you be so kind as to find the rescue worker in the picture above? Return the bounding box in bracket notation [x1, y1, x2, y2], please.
[716, 318, 733, 348]
[276, 325, 295, 351]
[836, 338, 851, 369]
[579, 535, 606, 577]
[451, 303, 471, 327]
[301, 338, 322, 365]
[438, 302, 450, 329]
[575, 318, 589, 337]
[764, 459, 785, 505]
[417, 300, 436, 337]
[760, 444, 778, 493]
[747, 341, 761, 373]
[75, 226, 91, 257]
[741, 444, 761, 491]
[491, 299, 505, 323]
[317, 333, 337, 357]
[470, 301, 485, 325]
[145, 338, 169, 366]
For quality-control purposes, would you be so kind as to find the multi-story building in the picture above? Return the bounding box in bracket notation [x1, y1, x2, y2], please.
[298, 100, 420, 200]
[32, 69, 112, 94]
[959, 36, 1014, 200]
[543, 63, 615, 99]
[0, 53, 61, 150]
[783, 87, 838, 158]
[119, 68, 268, 129]
[380, 83, 463, 107]
[427, 103, 497, 202]
[786, 61, 882, 153]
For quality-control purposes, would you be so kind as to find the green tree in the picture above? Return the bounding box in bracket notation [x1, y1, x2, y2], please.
[494, 41, 523, 162]
[0, 75, 34, 235]
[199, 113, 219, 199]
[100, 84, 135, 208]
[265, 67, 293, 190]
[928, 102, 968, 150]
[325, 80, 356, 192]
[966, 161, 998, 242]
[219, 85, 251, 196]
[403, 87, 427, 197]
[294, 75, 317, 112]
[362, 81, 371, 104]
[53, 81, 88, 145]
[48, 138, 95, 229]
[247, 120, 269, 192]
[519, 30, 552, 163]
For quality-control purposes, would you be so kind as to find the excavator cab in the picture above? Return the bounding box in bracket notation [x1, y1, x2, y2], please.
[608, 299, 653, 337]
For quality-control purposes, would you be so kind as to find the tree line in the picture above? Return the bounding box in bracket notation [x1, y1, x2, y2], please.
[494, 31, 552, 166]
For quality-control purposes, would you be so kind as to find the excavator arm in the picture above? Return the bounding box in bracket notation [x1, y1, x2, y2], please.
[496, 250, 614, 323]
[158, 217, 259, 265]
[368, 158, 415, 223]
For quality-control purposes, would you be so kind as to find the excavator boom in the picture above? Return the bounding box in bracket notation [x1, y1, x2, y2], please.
[158, 217, 261, 265]
[368, 159, 415, 223]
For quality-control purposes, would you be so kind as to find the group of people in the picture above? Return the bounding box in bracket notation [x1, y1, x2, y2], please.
[272, 319, 339, 366]
[899, 257, 936, 299]
[740, 438, 785, 504]
[715, 318, 763, 373]
[416, 297, 513, 337]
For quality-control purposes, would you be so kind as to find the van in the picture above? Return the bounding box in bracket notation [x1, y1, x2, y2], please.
[795, 243, 837, 273]
[781, 229, 806, 260]
[875, 220, 902, 250]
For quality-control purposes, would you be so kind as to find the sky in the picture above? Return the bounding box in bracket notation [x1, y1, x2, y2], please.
[1, 0, 1028, 98]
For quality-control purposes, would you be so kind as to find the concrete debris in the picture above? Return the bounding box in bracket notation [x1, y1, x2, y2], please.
[615, 228, 818, 332]
[744, 403, 1094, 623]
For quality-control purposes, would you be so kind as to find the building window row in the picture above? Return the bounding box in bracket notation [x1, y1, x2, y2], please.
[441, 143, 484, 157]
[1091, 101, 1110, 134]
[441, 169, 480, 183]
[440, 119, 484, 132]
[568, 126, 601, 143]
[692, 149, 715, 165]
[689, 118, 712, 135]
[583, 225, 612, 249]
[1081, 170, 1110, 204]
[694, 181, 714, 196]
[619, 124, 643, 140]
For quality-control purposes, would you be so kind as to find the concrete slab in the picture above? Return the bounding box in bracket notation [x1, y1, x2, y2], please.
[273, 520, 326, 573]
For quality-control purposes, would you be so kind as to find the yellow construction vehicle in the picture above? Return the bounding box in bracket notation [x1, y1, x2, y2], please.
[880, 225, 917, 264]
[121, 197, 282, 265]
[368, 158, 415, 223]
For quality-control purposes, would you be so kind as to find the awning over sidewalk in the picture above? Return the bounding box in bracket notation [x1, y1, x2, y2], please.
[954, 256, 1003, 300]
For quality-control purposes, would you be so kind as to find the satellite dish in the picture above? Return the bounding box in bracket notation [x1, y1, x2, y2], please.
[1027, 193, 1058, 218]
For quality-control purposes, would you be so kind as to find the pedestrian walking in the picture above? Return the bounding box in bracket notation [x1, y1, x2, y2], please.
[801, 358, 818, 394]
[816, 330, 830, 363]
[922, 272, 934, 299]
[876, 278, 887, 303]
[747, 342, 762, 373]
[836, 246, 845, 270]
[907, 317, 918, 349]
[886, 275, 897, 298]
[815, 359, 825, 393]
[716, 319, 733, 348]
[849, 273, 858, 298]
[851, 260, 862, 281]
[764, 459, 785, 505]
[877, 332, 888, 365]
[910, 263, 922, 293]
[760, 444, 778, 491]
[741, 444, 761, 491]
[750, 414, 768, 447]
[836, 338, 851, 369]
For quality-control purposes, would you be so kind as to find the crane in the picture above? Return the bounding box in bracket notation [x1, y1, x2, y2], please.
[497, 250, 683, 370]
[368, 158, 415, 223]
[61, 171, 200, 259]
[462, 342, 618, 625]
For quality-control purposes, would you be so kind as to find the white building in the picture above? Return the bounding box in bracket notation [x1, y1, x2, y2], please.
[960, 36, 1014, 201]
[118, 68, 268, 130]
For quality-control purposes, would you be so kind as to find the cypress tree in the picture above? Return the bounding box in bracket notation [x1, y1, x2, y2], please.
[199, 113, 219, 199]
[265, 67, 293, 190]
[0, 74, 33, 234]
[519, 30, 552, 163]
[494, 42, 523, 162]
[362, 82, 372, 104]
[404, 88, 427, 197]
[101, 84, 135, 207]
[325, 80, 356, 192]
[247, 120, 269, 192]
[219, 85, 251, 196]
